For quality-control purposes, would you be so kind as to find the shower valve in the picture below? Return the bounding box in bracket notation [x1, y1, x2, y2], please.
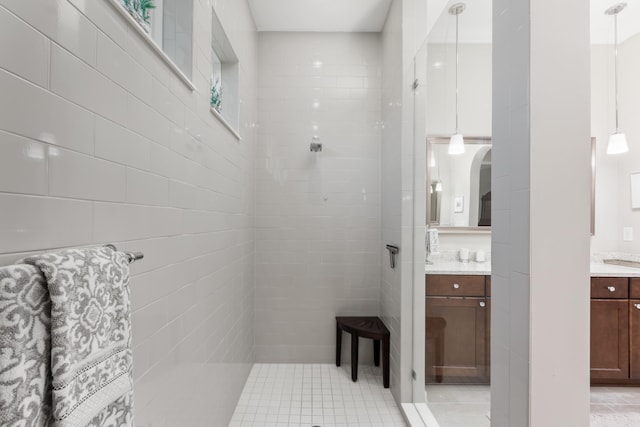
[310, 136, 322, 152]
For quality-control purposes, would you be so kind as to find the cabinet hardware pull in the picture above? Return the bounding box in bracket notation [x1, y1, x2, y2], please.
[479, 301, 486, 307]
[608, 286, 616, 292]
[453, 283, 460, 289]
[635, 304, 640, 310]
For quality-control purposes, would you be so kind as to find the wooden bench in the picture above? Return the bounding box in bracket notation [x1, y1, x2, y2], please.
[336, 316, 390, 388]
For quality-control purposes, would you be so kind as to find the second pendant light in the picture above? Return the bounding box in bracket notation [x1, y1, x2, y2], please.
[448, 3, 466, 155]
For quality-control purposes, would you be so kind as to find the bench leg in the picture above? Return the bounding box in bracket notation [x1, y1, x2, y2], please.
[373, 340, 380, 367]
[382, 337, 390, 388]
[351, 333, 358, 382]
[336, 323, 342, 366]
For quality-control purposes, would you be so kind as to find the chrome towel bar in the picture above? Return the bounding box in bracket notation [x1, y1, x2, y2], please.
[105, 244, 144, 265]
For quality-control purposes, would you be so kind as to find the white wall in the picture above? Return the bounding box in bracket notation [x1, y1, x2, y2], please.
[591, 34, 640, 254]
[590, 44, 620, 252]
[617, 34, 640, 252]
[492, 0, 591, 425]
[0, 0, 257, 425]
[254, 32, 382, 362]
[426, 43, 492, 137]
[528, 0, 591, 422]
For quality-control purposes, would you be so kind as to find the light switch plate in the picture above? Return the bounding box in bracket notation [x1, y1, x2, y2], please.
[624, 227, 633, 241]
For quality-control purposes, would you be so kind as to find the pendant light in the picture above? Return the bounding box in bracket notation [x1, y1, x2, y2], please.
[448, 3, 466, 155]
[606, 3, 629, 155]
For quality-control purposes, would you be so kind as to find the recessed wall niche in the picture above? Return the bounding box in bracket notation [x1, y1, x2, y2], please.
[210, 7, 240, 139]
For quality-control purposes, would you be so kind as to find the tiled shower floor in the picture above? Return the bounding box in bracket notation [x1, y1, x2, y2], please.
[232, 367, 640, 427]
[229, 364, 407, 427]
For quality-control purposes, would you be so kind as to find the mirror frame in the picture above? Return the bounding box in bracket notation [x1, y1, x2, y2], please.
[427, 136, 492, 233]
[591, 137, 596, 236]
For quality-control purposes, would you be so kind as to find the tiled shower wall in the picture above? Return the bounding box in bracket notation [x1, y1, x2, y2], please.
[379, 0, 429, 404]
[380, 0, 403, 400]
[0, 0, 257, 425]
[255, 32, 382, 362]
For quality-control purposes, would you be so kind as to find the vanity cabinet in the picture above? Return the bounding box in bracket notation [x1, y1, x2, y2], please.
[423, 275, 640, 385]
[425, 274, 490, 384]
[630, 278, 640, 380]
[590, 277, 640, 384]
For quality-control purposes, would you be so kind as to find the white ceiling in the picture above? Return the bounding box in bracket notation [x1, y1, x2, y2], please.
[248, 0, 392, 32]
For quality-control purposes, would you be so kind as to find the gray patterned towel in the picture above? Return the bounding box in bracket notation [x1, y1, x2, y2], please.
[0, 264, 53, 426]
[1, 246, 134, 427]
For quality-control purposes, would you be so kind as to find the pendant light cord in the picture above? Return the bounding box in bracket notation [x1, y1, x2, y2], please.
[455, 12, 460, 134]
[614, 11, 619, 133]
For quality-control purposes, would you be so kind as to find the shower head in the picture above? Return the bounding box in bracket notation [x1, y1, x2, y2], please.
[310, 136, 322, 152]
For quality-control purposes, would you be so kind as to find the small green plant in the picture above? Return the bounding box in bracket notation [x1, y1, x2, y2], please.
[138, 0, 156, 24]
[210, 75, 223, 112]
[121, 0, 155, 29]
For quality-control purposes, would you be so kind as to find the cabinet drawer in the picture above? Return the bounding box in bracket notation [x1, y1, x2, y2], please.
[591, 277, 628, 299]
[631, 279, 640, 299]
[426, 275, 485, 297]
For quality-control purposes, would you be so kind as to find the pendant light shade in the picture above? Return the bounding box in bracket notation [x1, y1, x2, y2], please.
[606, 3, 629, 155]
[448, 133, 465, 154]
[608, 132, 628, 154]
[448, 3, 466, 155]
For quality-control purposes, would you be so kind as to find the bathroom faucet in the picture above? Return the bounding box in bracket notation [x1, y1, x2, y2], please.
[425, 228, 440, 264]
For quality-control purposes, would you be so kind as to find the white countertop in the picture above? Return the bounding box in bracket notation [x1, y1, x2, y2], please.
[425, 261, 640, 277]
[590, 262, 640, 277]
[425, 261, 491, 275]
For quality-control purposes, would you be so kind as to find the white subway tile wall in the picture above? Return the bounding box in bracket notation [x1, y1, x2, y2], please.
[255, 33, 382, 363]
[380, 0, 404, 403]
[491, 0, 531, 423]
[0, 0, 257, 425]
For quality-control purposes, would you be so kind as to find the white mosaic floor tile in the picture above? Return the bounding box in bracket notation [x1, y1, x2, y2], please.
[230, 364, 406, 427]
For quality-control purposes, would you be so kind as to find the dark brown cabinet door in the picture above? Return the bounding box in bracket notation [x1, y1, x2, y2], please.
[486, 276, 491, 378]
[631, 300, 640, 379]
[426, 297, 488, 384]
[591, 299, 629, 380]
[486, 296, 491, 379]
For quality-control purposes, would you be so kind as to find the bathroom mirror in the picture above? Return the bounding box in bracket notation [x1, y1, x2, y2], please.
[427, 136, 492, 230]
